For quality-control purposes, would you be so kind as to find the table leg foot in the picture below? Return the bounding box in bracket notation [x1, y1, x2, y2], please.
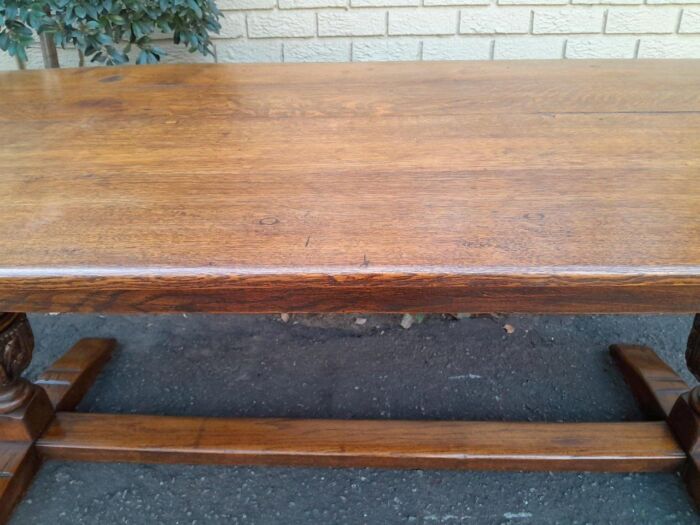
[0, 313, 51, 525]
[686, 314, 700, 382]
[0, 443, 39, 525]
[0, 314, 54, 442]
[0, 314, 117, 524]
[610, 343, 689, 419]
[611, 315, 700, 511]
[668, 388, 700, 510]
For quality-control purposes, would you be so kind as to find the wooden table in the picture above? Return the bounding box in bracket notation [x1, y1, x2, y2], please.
[0, 60, 699, 521]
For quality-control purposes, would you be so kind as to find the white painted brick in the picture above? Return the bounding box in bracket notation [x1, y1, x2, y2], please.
[352, 39, 421, 60]
[425, 0, 489, 5]
[533, 9, 605, 34]
[422, 37, 492, 58]
[606, 8, 679, 34]
[460, 8, 531, 34]
[217, 40, 283, 62]
[5, 1, 700, 72]
[219, 13, 246, 38]
[680, 9, 700, 33]
[285, 40, 352, 61]
[319, 11, 386, 36]
[0, 44, 83, 70]
[153, 42, 217, 63]
[498, 0, 567, 6]
[638, 37, 700, 57]
[280, 0, 346, 8]
[353, 0, 419, 6]
[648, 0, 700, 4]
[572, 0, 640, 4]
[248, 12, 316, 38]
[0, 52, 17, 71]
[494, 36, 564, 58]
[565, 36, 638, 57]
[389, 9, 458, 35]
[217, 0, 275, 9]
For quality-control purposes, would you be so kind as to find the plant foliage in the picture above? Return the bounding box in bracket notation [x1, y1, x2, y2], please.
[0, 0, 221, 66]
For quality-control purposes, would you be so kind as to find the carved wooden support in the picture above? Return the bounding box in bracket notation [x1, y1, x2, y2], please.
[0, 314, 53, 443]
[611, 341, 700, 510]
[687, 314, 700, 383]
[0, 314, 36, 414]
[668, 389, 700, 508]
[0, 335, 115, 525]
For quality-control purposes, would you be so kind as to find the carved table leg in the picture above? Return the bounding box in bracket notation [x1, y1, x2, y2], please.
[668, 314, 700, 508]
[0, 313, 52, 524]
[686, 314, 700, 382]
[0, 314, 35, 414]
[0, 313, 116, 524]
[612, 314, 700, 511]
[0, 313, 53, 442]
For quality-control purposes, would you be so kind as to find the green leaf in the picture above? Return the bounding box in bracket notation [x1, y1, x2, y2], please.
[136, 48, 149, 64]
[187, 0, 202, 18]
[1, 0, 221, 67]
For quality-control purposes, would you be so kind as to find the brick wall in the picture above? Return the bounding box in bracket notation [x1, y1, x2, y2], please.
[2, 1, 700, 69]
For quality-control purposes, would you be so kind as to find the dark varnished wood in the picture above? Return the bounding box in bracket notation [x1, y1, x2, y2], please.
[609, 343, 700, 509]
[0, 326, 116, 523]
[1, 59, 700, 519]
[0, 443, 39, 524]
[0, 313, 53, 442]
[1, 61, 700, 313]
[0, 325, 696, 520]
[36, 413, 685, 473]
[0, 314, 37, 414]
[0, 388, 53, 443]
[669, 391, 700, 460]
[687, 314, 700, 381]
[669, 391, 700, 509]
[35, 338, 115, 411]
[610, 344, 690, 419]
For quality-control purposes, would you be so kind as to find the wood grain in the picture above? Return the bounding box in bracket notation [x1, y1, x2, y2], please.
[608, 344, 700, 509]
[35, 338, 115, 411]
[669, 389, 700, 509]
[36, 413, 686, 472]
[0, 314, 36, 414]
[0, 443, 39, 525]
[610, 344, 691, 419]
[1, 61, 699, 313]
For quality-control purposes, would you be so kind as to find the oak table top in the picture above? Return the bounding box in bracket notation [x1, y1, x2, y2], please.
[0, 60, 699, 313]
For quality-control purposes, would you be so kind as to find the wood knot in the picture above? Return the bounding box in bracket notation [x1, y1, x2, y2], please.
[99, 75, 123, 83]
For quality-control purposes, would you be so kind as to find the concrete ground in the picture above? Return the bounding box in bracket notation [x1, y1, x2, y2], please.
[9, 313, 699, 524]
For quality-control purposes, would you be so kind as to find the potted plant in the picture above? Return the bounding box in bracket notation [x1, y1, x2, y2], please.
[0, 0, 221, 69]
